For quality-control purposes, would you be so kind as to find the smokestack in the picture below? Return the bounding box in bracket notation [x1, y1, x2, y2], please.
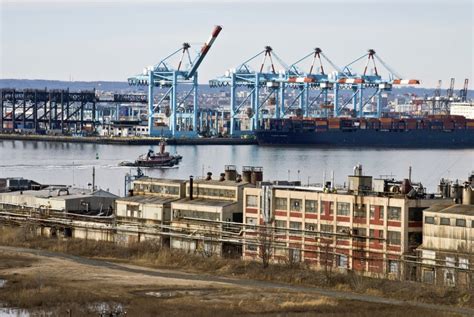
[224, 165, 237, 181]
[409, 166, 412, 182]
[242, 166, 252, 183]
[189, 175, 194, 200]
[205, 172, 212, 181]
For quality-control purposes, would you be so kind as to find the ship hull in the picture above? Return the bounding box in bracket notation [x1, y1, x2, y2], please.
[255, 129, 474, 148]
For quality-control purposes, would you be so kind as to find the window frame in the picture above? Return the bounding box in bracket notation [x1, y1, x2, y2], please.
[305, 200, 317, 213]
[290, 198, 302, 212]
[424, 216, 435, 224]
[440, 217, 451, 226]
[387, 206, 402, 221]
[246, 195, 258, 207]
[336, 202, 351, 216]
[455, 218, 466, 227]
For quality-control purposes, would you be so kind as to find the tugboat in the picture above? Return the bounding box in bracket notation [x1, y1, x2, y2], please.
[119, 140, 182, 168]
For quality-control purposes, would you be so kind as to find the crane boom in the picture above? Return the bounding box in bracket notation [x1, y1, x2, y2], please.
[186, 25, 222, 79]
[447, 78, 455, 98]
[460, 78, 469, 102]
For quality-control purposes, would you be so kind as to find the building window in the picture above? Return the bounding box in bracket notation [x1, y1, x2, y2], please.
[289, 221, 302, 231]
[423, 269, 435, 284]
[369, 205, 384, 220]
[388, 207, 401, 221]
[336, 202, 350, 216]
[444, 270, 455, 287]
[369, 229, 384, 239]
[275, 220, 287, 233]
[290, 199, 302, 212]
[408, 207, 424, 221]
[353, 204, 367, 218]
[459, 258, 469, 270]
[352, 228, 366, 242]
[275, 198, 288, 210]
[446, 256, 456, 267]
[455, 219, 466, 227]
[425, 216, 435, 224]
[174, 209, 220, 221]
[440, 217, 451, 226]
[321, 224, 333, 234]
[246, 217, 258, 230]
[387, 231, 401, 245]
[247, 244, 258, 251]
[305, 200, 317, 213]
[388, 260, 399, 273]
[321, 201, 334, 215]
[337, 255, 348, 268]
[305, 223, 316, 231]
[408, 232, 422, 247]
[337, 226, 350, 240]
[152, 184, 180, 195]
[195, 187, 235, 199]
[289, 248, 301, 263]
[246, 195, 258, 207]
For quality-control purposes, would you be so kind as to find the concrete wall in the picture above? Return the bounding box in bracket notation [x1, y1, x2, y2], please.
[423, 211, 474, 253]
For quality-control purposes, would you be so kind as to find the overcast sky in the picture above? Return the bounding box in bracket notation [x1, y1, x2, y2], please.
[1, 0, 472, 88]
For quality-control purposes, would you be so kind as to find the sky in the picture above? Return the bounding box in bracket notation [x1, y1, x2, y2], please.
[0, 0, 472, 88]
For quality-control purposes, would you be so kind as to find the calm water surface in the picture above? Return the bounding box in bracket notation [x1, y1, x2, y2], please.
[0, 140, 473, 196]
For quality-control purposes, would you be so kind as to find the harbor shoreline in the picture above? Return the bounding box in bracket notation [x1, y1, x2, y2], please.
[0, 133, 257, 146]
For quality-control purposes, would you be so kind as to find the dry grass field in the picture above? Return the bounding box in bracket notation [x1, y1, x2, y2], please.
[0, 226, 472, 316]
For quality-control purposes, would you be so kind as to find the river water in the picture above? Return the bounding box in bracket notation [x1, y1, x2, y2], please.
[0, 140, 473, 196]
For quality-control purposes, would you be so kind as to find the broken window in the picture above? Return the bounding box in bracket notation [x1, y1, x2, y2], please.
[388, 207, 402, 221]
[305, 200, 317, 213]
[337, 254, 348, 268]
[388, 260, 399, 273]
[321, 201, 334, 215]
[408, 207, 424, 221]
[290, 199, 302, 212]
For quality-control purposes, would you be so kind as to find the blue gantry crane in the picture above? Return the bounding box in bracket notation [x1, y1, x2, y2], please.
[334, 49, 419, 118]
[209, 46, 287, 136]
[283, 48, 341, 118]
[128, 26, 222, 137]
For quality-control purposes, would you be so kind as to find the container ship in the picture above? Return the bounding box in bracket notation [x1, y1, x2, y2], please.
[255, 115, 474, 148]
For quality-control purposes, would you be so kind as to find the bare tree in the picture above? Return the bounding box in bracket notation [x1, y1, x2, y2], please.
[257, 223, 274, 268]
[323, 239, 333, 284]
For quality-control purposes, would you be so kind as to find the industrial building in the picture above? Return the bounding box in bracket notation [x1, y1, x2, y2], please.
[0, 187, 118, 241]
[1, 168, 473, 286]
[419, 173, 474, 288]
[0, 187, 117, 214]
[242, 165, 450, 278]
[0, 177, 46, 192]
[115, 177, 186, 244]
[114, 166, 260, 255]
[169, 166, 258, 256]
